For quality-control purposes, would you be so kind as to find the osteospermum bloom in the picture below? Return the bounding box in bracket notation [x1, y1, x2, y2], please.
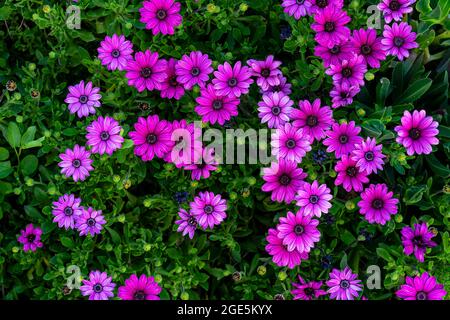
[86, 116, 124, 156]
[334, 155, 369, 192]
[175, 51, 213, 90]
[64, 80, 102, 118]
[129, 115, 174, 161]
[311, 5, 351, 47]
[212, 61, 253, 98]
[247, 55, 282, 91]
[401, 222, 437, 262]
[358, 184, 399, 225]
[97, 34, 133, 71]
[262, 159, 307, 204]
[190, 191, 227, 230]
[291, 276, 327, 300]
[277, 210, 321, 253]
[323, 121, 363, 158]
[351, 28, 386, 68]
[262, 75, 292, 95]
[118, 274, 162, 300]
[394, 110, 439, 156]
[125, 50, 167, 92]
[326, 267, 363, 300]
[378, 0, 414, 23]
[291, 98, 333, 142]
[351, 137, 385, 174]
[58, 144, 94, 182]
[329, 82, 360, 108]
[80, 271, 115, 300]
[139, 0, 182, 36]
[382, 22, 418, 61]
[257, 92, 294, 129]
[396, 272, 447, 300]
[175, 208, 197, 239]
[195, 84, 240, 125]
[183, 147, 218, 180]
[164, 119, 198, 166]
[314, 40, 354, 68]
[296, 180, 333, 218]
[281, 0, 313, 19]
[52, 194, 83, 230]
[271, 123, 312, 163]
[310, 0, 344, 13]
[265, 228, 309, 269]
[18, 224, 43, 252]
[75, 207, 106, 237]
[326, 55, 367, 88]
[160, 58, 185, 100]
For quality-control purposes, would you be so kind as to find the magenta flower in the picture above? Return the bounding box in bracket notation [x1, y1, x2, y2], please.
[97, 34, 133, 71]
[310, 0, 344, 13]
[52, 194, 83, 230]
[394, 110, 439, 156]
[75, 207, 106, 237]
[334, 155, 369, 192]
[262, 75, 292, 95]
[64, 80, 102, 118]
[129, 115, 175, 162]
[323, 121, 362, 158]
[291, 98, 333, 142]
[277, 210, 321, 253]
[195, 84, 240, 125]
[326, 267, 362, 300]
[118, 274, 161, 300]
[160, 58, 185, 100]
[183, 147, 218, 180]
[18, 224, 43, 252]
[139, 0, 182, 36]
[330, 82, 360, 108]
[326, 55, 367, 88]
[296, 180, 333, 218]
[175, 208, 197, 239]
[86, 116, 124, 156]
[351, 28, 386, 69]
[382, 22, 418, 61]
[265, 228, 309, 269]
[262, 159, 307, 204]
[281, 0, 313, 19]
[396, 272, 447, 300]
[80, 271, 116, 300]
[311, 5, 351, 47]
[58, 144, 94, 182]
[351, 137, 385, 174]
[212, 61, 253, 98]
[291, 276, 327, 300]
[125, 50, 167, 92]
[378, 0, 414, 23]
[164, 119, 198, 167]
[401, 222, 437, 262]
[175, 51, 213, 90]
[247, 55, 282, 91]
[271, 123, 312, 163]
[190, 191, 227, 230]
[314, 40, 354, 68]
[358, 184, 399, 225]
[257, 92, 294, 129]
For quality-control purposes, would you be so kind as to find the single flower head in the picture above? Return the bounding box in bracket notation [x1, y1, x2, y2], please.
[292, 276, 327, 300]
[97, 34, 133, 71]
[175, 208, 198, 239]
[175, 51, 213, 90]
[212, 61, 254, 98]
[326, 267, 363, 300]
[139, 0, 182, 35]
[382, 22, 418, 61]
[358, 183, 399, 225]
[52, 194, 83, 230]
[257, 92, 294, 129]
[271, 123, 312, 163]
[401, 222, 437, 262]
[351, 137, 385, 174]
[351, 28, 386, 68]
[296, 180, 333, 218]
[247, 55, 282, 91]
[314, 40, 354, 68]
[311, 5, 351, 47]
[18, 224, 43, 252]
[265, 228, 309, 269]
[323, 121, 363, 158]
[58, 144, 94, 182]
[86, 116, 124, 156]
[64, 80, 102, 118]
[378, 0, 414, 24]
[80, 271, 116, 300]
[190, 191, 227, 230]
[118, 274, 161, 300]
[329, 82, 360, 108]
[125, 50, 168, 92]
[261, 75, 292, 95]
[195, 84, 240, 125]
[160, 58, 185, 100]
[326, 55, 367, 88]
[396, 272, 446, 300]
[334, 154, 369, 192]
[76, 207, 106, 237]
[281, 0, 313, 19]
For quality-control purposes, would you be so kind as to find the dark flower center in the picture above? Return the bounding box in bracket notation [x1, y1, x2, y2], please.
[285, 139, 296, 149]
[100, 131, 110, 141]
[342, 67, 353, 78]
[169, 76, 178, 87]
[279, 174, 291, 186]
[72, 159, 81, 168]
[111, 49, 120, 58]
[156, 9, 167, 20]
[271, 106, 281, 116]
[394, 36, 405, 47]
[361, 44, 372, 55]
[307, 115, 318, 127]
[191, 67, 200, 76]
[371, 199, 384, 209]
[412, 236, 424, 247]
[330, 45, 340, 54]
[346, 166, 357, 177]
[416, 292, 427, 300]
[93, 284, 103, 293]
[272, 85, 281, 92]
[87, 218, 96, 227]
[134, 290, 146, 300]
[364, 151, 374, 161]
[340, 91, 349, 99]
[340, 280, 350, 289]
[296, 0, 305, 4]
[228, 78, 238, 87]
[79, 95, 88, 104]
[309, 195, 319, 204]
[317, 0, 328, 8]
[146, 134, 158, 144]
[188, 217, 197, 226]
[64, 206, 73, 216]
[304, 287, 315, 296]
[261, 68, 271, 78]
[408, 128, 421, 140]
[140, 67, 152, 78]
[294, 224, 304, 235]
[27, 234, 36, 243]
[213, 100, 223, 110]
[389, 0, 400, 11]
[204, 205, 214, 214]
[339, 134, 349, 144]
[324, 22, 335, 32]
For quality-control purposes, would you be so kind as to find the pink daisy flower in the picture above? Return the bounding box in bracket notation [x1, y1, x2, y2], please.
[291, 276, 327, 300]
[351, 28, 387, 69]
[396, 272, 447, 300]
[125, 50, 167, 92]
[195, 84, 240, 125]
[281, 0, 313, 19]
[190, 191, 227, 230]
[160, 58, 185, 100]
[378, 0, 414, 23]
[381, 22, 418, 61]
[64, 80, 102, 118]
[314, 40, 354, 68]
[80, 271, 115, 300]
[311, 5, 351, 47]
[52, 194, 83, 230]
[18, 224, 43, 252]
[271, 123, 312, 163]
[257, 92, 294, 129]
[326, 267, 362, 300]
[310, 0, 344, 13]
[351, 137, 385, 174]
[265, 228, 309, 269]
[323, 121, 363, 158]
[326, 55, 367, 88]
[358, 183, 399, 225]
[247, 55, 282, 91]
[175, 51, 213, 90]
[58, 144, 94, 182]
[329, 82, 360, 108]
[401, 222, 437, 262]
[86, 116, 124, 156]
[118, 274, 161, 300]
[334, 155, 369, 192]
[97, 34, 133, 71]
[262, 75, 292, 95]
[183, 147, 218, 180]
[175, 208, 198, 239]
[139, 0, 182, 36]
[164, 119, 198, 167]
[212, 61, 254, 98]
[75, 207, 106, 237]
[296, 180, 333, 218]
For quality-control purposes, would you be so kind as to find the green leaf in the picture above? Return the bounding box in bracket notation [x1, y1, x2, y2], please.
[22, 137, 45, 150]
[395, 79, 432, 104]
[4, 122, 21, 148]
[340, 230, 356, 245]
[0, 147, 9, 161]
[425, 154, 450, 178]
[376, 78, 392, 107]
[376, 248, 393, 261]
[21, 126, 36, 146]
[404, 185, 427, 205]
[60, 236, 75, 249]
[0, 161, 13, 179]
[339, 253, 348, 269]
[361, 119, 385, 137]
[24, 205, 43, 219]
[167, 248, 182, 260]
[20, 155, 38, 176]
[105, 226, 121, 244]
[62, 128, 79, 136]
[0, 6, 12, 20]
